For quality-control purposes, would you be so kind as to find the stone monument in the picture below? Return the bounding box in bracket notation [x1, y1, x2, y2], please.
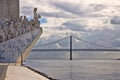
[0, 0, 19, 20]
[0, 0, 43, 64]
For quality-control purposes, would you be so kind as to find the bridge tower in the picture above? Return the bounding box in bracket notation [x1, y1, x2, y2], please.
[70, 36, 73, 60]
[0, 0, 19, 20]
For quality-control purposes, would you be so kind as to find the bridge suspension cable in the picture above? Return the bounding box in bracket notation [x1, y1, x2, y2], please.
[73, 36, 113, 49]
[35, 36, 69, 48]
[35, 36, 114, 49]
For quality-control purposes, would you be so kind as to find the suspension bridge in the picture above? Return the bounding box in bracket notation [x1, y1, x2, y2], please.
[31, 36, 120, 60]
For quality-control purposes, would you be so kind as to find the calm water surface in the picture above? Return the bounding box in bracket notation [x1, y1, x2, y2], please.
[25, 51, 120, 80]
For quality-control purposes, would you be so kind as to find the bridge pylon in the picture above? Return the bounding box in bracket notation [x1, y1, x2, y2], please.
[70, 36, 72, 60]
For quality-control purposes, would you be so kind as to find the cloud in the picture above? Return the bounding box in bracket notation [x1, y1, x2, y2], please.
[50, 1, 83, 15]
[20, 0, 120, 49]
[89, 4, 107, 11]
[50, 1, 108, 17]
[61, 21, 86, 32]
[110, 16, 120, 25]
[112, 40, 120, 47]
[40, 12, 77, 18]
[20, 6, 34, 16]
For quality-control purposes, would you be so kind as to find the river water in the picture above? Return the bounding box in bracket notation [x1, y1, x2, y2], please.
[24, 51, 120, 80]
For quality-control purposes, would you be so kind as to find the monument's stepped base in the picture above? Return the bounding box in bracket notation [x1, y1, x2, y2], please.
[0, 27, 42, 63]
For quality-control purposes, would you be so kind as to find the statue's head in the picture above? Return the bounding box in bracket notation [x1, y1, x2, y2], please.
[24, 16, 26, 18]
[34, 8, 37, 12]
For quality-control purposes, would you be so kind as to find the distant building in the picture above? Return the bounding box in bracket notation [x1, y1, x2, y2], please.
[0, 0, 19, 20]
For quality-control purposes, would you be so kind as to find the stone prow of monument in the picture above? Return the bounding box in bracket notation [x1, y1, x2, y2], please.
[0, 0, 43, 63]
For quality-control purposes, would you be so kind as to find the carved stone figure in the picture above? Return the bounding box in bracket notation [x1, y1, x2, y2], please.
[30, 19, 36, 30]
[0, 28, 5, 42]
[0, 19, 3, 27]
[22, 16, 29, 32]
[16, 16, 23, 28]
[34, 8, 38, 20]
[9, 21, 15, 38]
[2, 19, 10, 40]
[22, 16, 29, 26]
[33, 8, 41, 28]
[0, 7, 41, 42]
[15, 16, 23, 35]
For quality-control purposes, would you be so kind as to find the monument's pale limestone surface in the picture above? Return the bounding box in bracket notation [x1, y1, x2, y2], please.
[0, 0, 42, 63]
[0, 0, 19, 20]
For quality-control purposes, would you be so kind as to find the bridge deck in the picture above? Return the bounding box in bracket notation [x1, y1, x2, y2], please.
[32, 49, 120, 51]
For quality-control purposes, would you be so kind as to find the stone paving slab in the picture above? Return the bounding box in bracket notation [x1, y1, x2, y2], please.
[0, 65, 8, 80]
[5, 66, 49, 80]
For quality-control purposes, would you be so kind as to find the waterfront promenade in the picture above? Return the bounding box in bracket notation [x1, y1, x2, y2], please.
[0, 64, 49, 80]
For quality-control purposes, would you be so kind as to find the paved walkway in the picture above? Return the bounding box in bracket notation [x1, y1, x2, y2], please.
[5, 66, 49, 80]
[0, 64, 49, 80]
[0, 65, 8, 80]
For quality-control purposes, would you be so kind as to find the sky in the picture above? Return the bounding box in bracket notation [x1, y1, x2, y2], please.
[20, 0, 120, 49]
